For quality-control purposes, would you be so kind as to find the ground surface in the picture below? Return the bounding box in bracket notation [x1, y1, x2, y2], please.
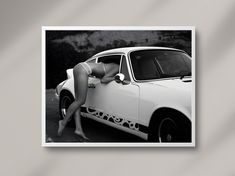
[46, 89, 145, 143]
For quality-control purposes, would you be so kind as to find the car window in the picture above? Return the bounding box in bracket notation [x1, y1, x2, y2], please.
[97, 55, 121, 65]
[120, 55, 131, 81]
[130, 50, 191, 80]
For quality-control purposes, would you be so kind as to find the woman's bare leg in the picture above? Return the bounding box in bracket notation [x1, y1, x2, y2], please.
[74, 108, 87, 139]
[60, 100, 83, 125]
[58, 65, 88, 137]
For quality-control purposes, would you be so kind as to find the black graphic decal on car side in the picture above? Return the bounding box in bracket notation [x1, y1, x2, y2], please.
[80, 106, 148, 133]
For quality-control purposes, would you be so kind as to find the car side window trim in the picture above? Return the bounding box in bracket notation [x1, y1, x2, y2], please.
[120, 55, 131, 81]
[86, 57, 96, 63]
[119, 55, 122, 73]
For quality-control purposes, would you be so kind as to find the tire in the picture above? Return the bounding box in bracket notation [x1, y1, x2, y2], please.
[148, 112, 191, 142]
[59, 91, 75, 127]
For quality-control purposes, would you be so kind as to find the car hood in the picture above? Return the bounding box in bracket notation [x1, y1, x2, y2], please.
[144, 77, 192, 92]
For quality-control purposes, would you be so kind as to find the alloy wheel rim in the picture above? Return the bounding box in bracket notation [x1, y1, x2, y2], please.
[158, 118, 177, 142]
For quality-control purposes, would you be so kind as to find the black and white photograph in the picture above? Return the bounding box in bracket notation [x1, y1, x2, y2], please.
[42, 26, 195, 147]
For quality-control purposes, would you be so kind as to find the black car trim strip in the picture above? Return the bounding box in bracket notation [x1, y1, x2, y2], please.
[80, 106, 149, 134]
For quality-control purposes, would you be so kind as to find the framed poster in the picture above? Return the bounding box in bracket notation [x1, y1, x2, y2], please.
[42, 26, 195, 147]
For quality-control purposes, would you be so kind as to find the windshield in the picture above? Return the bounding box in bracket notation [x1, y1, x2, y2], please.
[130, 50, 191, 80]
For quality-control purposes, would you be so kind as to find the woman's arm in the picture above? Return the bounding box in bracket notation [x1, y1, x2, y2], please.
[101, 64, 119, 84]
[100, 76, 115, 84]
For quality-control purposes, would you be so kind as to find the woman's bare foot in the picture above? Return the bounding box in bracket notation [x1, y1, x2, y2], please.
[74, 130, 89, 140]
[58, 120, 65, 136]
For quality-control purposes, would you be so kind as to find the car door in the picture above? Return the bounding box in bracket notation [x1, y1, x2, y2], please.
[107, 55, 139, 131]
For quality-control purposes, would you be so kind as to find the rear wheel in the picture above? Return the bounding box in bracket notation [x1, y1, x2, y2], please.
[59, 91, 75, 126]
[158, 118, 179, 142]
[148, 112, 191, 142]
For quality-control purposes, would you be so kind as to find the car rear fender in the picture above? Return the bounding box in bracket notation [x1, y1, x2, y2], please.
[61, 78, 75, 98]
[66, 68, 73, 79]
[148, 104, 191, 127]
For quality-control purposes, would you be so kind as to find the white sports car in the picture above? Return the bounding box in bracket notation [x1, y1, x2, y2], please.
[56, 46, 193, 142]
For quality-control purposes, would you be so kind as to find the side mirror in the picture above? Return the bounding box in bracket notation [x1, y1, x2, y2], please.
[114, 73, 125, 83]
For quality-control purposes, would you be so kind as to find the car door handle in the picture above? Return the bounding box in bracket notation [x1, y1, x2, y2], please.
[88, 83, 96, 88]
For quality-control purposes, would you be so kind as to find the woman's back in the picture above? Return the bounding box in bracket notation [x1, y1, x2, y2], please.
[89, 62, 119, 78]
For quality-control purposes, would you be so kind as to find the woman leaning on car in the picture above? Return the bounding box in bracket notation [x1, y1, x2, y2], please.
[58, 61, 119, 140]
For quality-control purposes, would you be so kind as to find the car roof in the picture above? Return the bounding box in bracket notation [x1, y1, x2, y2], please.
[92, 46, 183, 57]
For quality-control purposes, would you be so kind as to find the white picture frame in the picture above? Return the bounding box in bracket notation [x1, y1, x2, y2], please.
[42, 26, 195, 147]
